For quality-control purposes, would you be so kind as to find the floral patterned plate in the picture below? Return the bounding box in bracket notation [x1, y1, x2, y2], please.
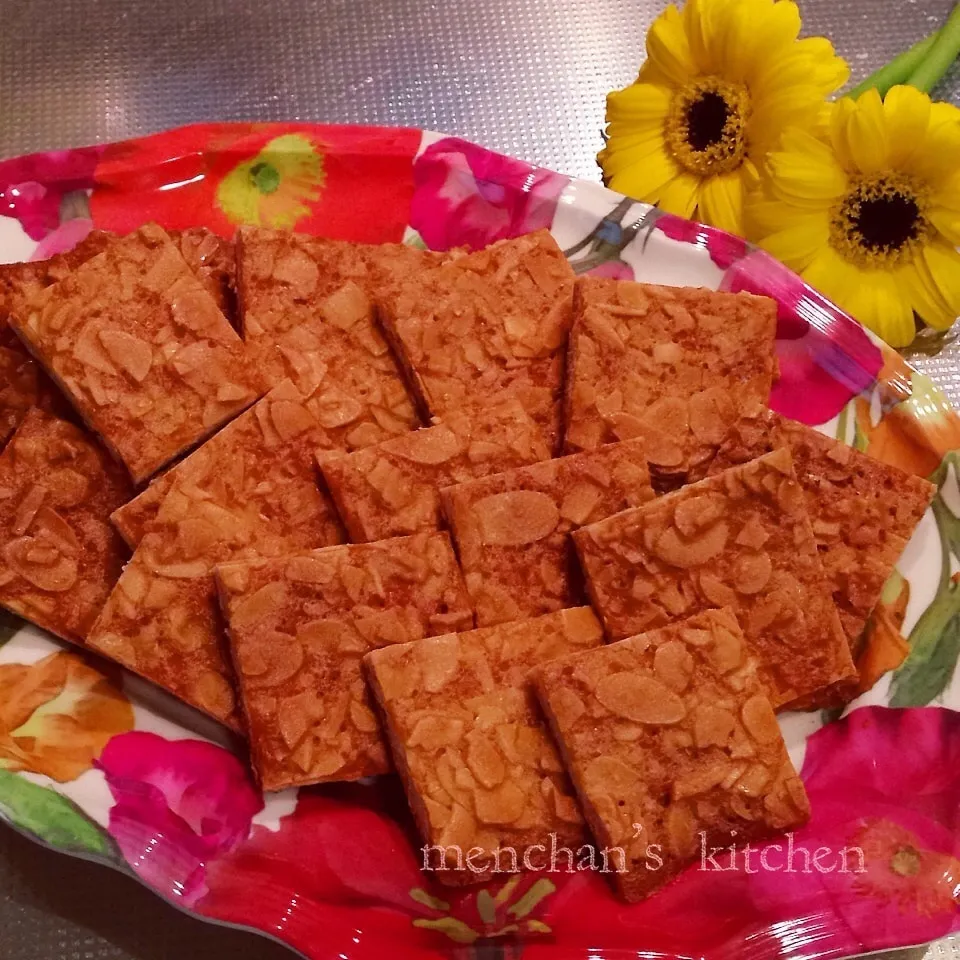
[1, 123, 960, 960]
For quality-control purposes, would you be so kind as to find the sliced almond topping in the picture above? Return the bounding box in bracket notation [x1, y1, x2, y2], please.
[692, 703, 738, 748]
[653, 639, 694, 693]
[473, 490, 559, 546]
[698, 572, 738, 607]
[673, 494, 727, 538]
[559, 482, 603, 526]
[231, 581, 287, 629]
[594, 672, 686, 724]
[4, 537, 78, 592]
[688, 386, 734, 444]
[12, 483, 47, 537]
[736, 763, 773, 797]
[474, 781, 526, 825]
[653, 522, 729, 568]
[741, 694, 781, 744]
[733, 552, 772, 594]
[394, 426, 461, 465]
[320, 281, 368, 330]
[466, 733, 507, 789]
[98, 329, 153, 382]
[270, 399, 316, 441]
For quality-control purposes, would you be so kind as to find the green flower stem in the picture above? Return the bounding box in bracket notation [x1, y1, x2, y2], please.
[905, 2, 960, 93]
[847, 30, 940, 99]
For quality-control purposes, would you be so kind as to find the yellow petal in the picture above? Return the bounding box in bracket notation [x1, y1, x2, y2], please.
[645, 5, 697, 87]
[698, 170, 745, 234]
[748, 87, 824, 157]
[602, 123, 665, 146]
[933, 169, 960, 213]
[928, 208, 960, 247]
[745, 196, 797, 236]
[719, 0, 802, 86]
[600, 135, 670, 178]
[828, 97, 858, 173]
[792, 37, 850, 94]
[765, 128, 847, 206]
[846, 89, 890, 175]
[751, 47, 831, 95]
[606, 83, 672, 122]
[910, 102, 960, 187]
[930, 100, 960, 132]
[682, 0, 716, 74]
[756, 213, 830, 271]
[861, 273, 917, 347]
[922, 242, 960, 326]
[608, 145, 682, 203]
[802, 246, 858, 305]
[881, 85, 931, 171]
[660, 172, 702, 219]
[818, 264, 913, 347]
[898, 260, 956, 332]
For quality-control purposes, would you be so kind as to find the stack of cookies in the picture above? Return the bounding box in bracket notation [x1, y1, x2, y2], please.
[0, 221, 934, 902]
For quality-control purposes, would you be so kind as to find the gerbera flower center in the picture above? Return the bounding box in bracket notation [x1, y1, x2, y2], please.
[830, 173, 931, 269]
[666, 78, 751, 177]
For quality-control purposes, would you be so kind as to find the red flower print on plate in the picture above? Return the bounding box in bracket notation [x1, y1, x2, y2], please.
[0, 146, 103, 241]
[96, 731, 262, 907]
[654, 213, 749, 271]
[90, 123, 420, 242]
[410, 137, 569, 251]
[199, 777, 568, 959]
[722, 249, 883, 425]
[748, 707, 960, 951]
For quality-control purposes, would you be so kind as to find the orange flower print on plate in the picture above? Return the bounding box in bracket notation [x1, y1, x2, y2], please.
[0, 651, 134, 782]
[853, 819, 960, 920]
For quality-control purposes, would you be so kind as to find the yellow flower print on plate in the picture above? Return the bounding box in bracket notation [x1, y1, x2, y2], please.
[216, 133, 325, 229]
[0, 652, 134, 783]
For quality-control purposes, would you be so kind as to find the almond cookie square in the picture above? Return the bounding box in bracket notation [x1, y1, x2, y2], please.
[378, 230, 575, 452]
[215, 531, 474, 790]
[0, 229, 114, 346]
[87, 380, 345, 728]
[10, 224, 261, 483]
[320, 398, 551, 542]
[704, 411, 936, 659]
[237, 228, 454, 450]
[365, 606, 604, 886]
[532, 608, 810, 903]
[0, 408, 132, 644]
[563, 278, 777, 484]
[440, 439, 654, 627]
[573, 448, 856, 709]
[764, 416, 934, 658]
[0, 346, 63, 448]
[109, 372, 349, 549]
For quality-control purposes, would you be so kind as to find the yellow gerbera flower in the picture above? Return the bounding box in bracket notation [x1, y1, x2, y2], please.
[599, 0, 848, 235]
[749, 86, 960, 348]
[216, 133, 325, 229]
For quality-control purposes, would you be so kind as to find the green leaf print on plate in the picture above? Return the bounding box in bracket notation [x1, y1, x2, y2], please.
[0, 769, 118, 860]
[891, 452, 960, 706]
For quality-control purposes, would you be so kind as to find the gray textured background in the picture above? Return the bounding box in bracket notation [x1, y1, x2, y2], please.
[1, 0, 959, 957]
